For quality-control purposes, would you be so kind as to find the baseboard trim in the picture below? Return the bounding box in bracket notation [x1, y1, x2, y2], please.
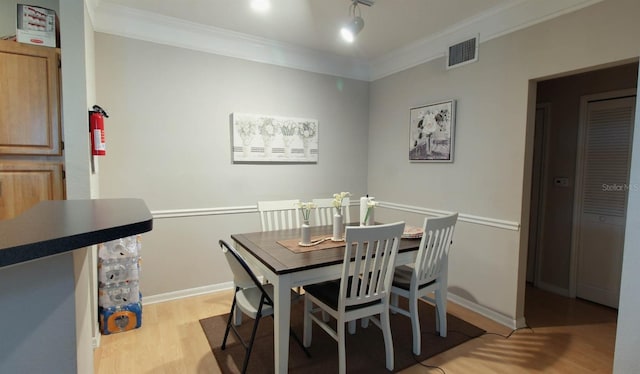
[142, 282, 234, 305]
[141, 281, 519, 330]
[536, 281, 570, 297]
[448, 293, 518, 329]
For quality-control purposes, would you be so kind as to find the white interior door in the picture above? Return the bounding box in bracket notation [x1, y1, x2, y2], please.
[574, 93, 636, 308]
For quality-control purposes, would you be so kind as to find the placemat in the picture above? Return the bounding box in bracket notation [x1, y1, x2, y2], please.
[277, 236, 345, 253]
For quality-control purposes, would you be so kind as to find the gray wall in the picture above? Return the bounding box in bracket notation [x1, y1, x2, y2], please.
[535, 63, 638, 292]
[368, 0, 640, 323]
[94, 33, 370, 296]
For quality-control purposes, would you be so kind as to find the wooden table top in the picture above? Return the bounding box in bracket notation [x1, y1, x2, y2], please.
[231, 223, 421, 275]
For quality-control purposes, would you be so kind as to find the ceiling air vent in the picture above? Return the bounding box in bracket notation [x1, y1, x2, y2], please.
[446, 35, 479, 69]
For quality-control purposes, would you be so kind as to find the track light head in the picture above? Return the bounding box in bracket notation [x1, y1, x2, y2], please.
[340, 16, 364, 43]
[340, 0, 369, 43]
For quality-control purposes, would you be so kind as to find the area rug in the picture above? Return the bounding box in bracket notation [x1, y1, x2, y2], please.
[199, 299, 484, 373]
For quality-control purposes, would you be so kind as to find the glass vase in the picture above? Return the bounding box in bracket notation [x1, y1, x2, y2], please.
[301, 221, 311, 245]
[332, 213, 343, 241]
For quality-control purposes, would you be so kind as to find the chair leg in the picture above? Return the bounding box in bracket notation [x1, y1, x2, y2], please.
[322, 311, 330, 322]
[380, 309, 395, 371]
[409, 295, 421, 356]
[233, 303, 243, 326]
[348, 320, 356, 334]
[241, 313, 263, 374]
[360, 317, 370, 328]
[222, 293, 238, 349]
[303, 296, 312, 347]
[337, 319, 347, 374]
[390, 293, 399, 314]
[435, 289, 447, 337]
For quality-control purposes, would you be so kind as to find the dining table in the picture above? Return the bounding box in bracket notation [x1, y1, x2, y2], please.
[230, 223, 421, 374]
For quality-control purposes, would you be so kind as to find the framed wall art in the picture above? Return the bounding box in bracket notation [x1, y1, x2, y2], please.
[231, 113, 318, 163]
[409, 100, 456, 162]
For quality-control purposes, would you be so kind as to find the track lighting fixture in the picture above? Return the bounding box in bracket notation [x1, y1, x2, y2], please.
[340, 0, 373, 43]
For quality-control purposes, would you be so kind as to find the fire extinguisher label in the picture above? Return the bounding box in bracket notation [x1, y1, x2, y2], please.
[94, 129, 106, 151]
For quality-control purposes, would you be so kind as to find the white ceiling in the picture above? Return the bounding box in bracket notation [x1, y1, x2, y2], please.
[89, 0, 602, 80]
[97, 0, 512, 60]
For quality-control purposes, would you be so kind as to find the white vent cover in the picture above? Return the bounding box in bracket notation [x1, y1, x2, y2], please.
[446, 35, 479, 69]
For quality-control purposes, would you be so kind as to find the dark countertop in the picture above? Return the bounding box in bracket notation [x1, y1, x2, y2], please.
[0, 198, 153, 268]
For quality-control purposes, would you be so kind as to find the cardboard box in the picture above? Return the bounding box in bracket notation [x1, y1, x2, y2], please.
[16, 4, 59, 47]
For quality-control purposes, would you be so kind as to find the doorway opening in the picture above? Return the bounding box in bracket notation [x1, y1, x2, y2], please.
[525, 62, 638, 312]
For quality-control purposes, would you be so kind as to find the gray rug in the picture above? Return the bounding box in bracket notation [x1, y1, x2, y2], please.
[199, 299, 484, 373]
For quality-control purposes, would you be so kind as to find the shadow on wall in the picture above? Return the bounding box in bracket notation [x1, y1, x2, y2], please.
[449, 286, 479, 304]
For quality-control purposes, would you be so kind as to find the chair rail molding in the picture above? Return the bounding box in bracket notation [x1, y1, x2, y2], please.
[379, 201, 520, 231]
[150, 202, 520, 231]
[152, 205, 256, 219]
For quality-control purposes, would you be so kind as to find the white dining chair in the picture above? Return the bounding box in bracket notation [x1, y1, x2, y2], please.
[257, 199, 301, 231]
[257, 199, 303, 295]
[302, 222, 405, 373]
[312, 197, 351, 226]
[389, 213, 458, 355]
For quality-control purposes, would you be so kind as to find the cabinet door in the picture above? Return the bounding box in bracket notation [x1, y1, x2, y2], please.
[0, 40, 61, 155]
[0, 161, 64, 220]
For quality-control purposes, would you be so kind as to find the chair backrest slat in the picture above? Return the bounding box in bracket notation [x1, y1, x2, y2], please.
[414, 213, 458, 287]
[258, 199, 301, 231]
[312, 197, 351, 226]
[340, 222, 404, 310]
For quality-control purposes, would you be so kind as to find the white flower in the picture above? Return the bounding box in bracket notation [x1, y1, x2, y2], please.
[259, 117, 278, 138]
[332, 192, 351, 213]
[423, 116, 437, 134]
[298, 122, 316, 139]
[362, 199, 378, 224]
[296, 201, 316, 222]
[280, 120, 297, 136]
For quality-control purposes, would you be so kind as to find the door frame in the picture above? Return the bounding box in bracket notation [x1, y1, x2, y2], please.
[569, 88, 637, 298]
[528, 102, 552, 288]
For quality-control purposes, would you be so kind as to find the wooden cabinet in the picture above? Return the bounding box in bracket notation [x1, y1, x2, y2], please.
[0, 161, 64, 220]
[0, 40, 61, 155]
[0, 40, 65, 220]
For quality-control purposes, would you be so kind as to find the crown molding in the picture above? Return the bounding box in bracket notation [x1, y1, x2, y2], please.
[88, 2, 371, 81]
[369, 0, 604, 80]
[86, 0, 602, 82]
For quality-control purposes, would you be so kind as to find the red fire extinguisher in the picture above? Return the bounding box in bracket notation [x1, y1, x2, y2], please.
[89, 105, 109, 156]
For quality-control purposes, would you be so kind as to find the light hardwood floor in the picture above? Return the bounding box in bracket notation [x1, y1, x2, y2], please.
[94, 286, 617, 373]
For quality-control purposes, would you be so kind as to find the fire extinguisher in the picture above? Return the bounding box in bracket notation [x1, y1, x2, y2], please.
[89, 105, 109, 156]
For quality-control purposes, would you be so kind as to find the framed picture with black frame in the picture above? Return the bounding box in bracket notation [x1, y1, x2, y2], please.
[409, 100, 456, 162]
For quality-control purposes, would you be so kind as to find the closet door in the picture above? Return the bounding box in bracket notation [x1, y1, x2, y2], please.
[575, 94, 636, 308]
